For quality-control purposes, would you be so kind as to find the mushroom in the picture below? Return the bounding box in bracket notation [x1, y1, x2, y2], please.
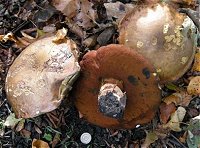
[5, 35, 80, 118]
[74, 44, 161, 129]
[119, 3, 197, 83]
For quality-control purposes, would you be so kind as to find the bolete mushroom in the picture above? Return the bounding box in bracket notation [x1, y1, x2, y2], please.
[5, 35, 80, 118]
[119, 3, 197, 82]
[74, 44, 161, 129]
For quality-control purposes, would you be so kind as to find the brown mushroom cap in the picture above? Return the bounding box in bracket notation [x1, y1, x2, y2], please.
[5, 36, 80, 118]
[74, 44, 161, 129]
[119, 3, 197, 83]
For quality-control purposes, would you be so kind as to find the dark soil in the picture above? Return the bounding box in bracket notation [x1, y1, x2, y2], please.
[0, 0, 199, 148]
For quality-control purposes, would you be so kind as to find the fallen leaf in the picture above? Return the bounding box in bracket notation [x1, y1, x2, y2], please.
[186, 117, 200, 148]
[20, 129, 31, 138]
[65, 17, 86, 39]
[34, 125, 43, 134]
[163, 91, 193, 106]
[75, 11, 95, 29]
[192, 53, 200, 72]
[187, 76, 200, 95]
[162, 107, 186, 131]
[33, 5, 57, 23]
[15, 119, 25, 132]
[159, 102, 176, 124]
[170, 0, 196, 7]
[188, 108, 199, 118]
[82, 35, 97, 47]
[51, 133, 61, 148]
[32, 139, 50, 148]
[51, 0, 79, 18]
[43, 25, 56, 33]
[4, 113, 22, 128]
[104, 2, 135, 23]
[192, 114, 200, 120]
[13, 28, 40, 49]
[97, 27, 115, 46]
[141, 131, 158, 148]
[0, 32, 17, 43]
[165, 83, 181, 91]
[80, 0, 97, 24]
[179, 131, 187, 143]
[52, 28, 68, 43]
[43, 133, 53, 142]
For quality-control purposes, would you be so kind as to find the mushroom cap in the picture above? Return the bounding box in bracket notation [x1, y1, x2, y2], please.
[119, 3, 197, 83]
[74, 44, 161, 129]
[5, 36, 80, 118]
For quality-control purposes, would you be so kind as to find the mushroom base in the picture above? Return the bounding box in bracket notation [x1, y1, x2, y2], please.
[98, 82, 127, 119]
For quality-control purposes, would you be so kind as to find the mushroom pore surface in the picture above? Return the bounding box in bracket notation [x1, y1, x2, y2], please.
[74, 44, 161, 129]
[119, 3, 197, 83]
[5, 36, 80, 118]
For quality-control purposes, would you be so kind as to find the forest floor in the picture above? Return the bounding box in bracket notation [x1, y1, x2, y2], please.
[0, 0, 199, 148]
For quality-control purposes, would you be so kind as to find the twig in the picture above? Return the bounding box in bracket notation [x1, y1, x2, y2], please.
[170, 133, 187, 148]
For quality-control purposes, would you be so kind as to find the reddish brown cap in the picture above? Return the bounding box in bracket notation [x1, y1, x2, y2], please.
[119, 3, 197, 83]
[5, 36, 80, 118]
[74, 44, 161, 129]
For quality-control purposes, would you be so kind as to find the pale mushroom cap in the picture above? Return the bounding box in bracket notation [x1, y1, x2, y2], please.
[5, 36, 80, 118]
[119, 3, 197, 82]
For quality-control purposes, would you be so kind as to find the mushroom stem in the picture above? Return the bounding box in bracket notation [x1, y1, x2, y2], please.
[98, 81, 127, 119]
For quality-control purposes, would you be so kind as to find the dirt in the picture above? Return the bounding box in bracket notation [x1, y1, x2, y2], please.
[0, 0, 199, 148]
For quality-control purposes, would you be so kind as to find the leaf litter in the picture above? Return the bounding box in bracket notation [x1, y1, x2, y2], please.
[0, 0, 199, 147]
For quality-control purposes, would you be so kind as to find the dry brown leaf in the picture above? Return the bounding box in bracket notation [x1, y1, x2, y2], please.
[141, 131, 158, 148]
[179, 131, 187, 143]
[32, 139, 50, 148]
[187, 76, 200, 95]
[80, 0, 97, 23]
[75, 11, 95, 29]
[43, 25, 56, 33]
[52, 28, 68, 43]
[163, 91, 193, 106]
[162, 107, 186, 132]
[15, 119, 25, 132]
[20, 129, 31, 138]
[192, 53, 200, 72]
[82, 35, 97, 47]
[73, 0, 97, 29]
[65, 17, 86, 39]
[159, 102, 176, 124]
[104, 2, 135, 23]
[170, 0, 196, 6]
[51, 0, 79, 18]
[154, 127, 169, 139]
[51, 133, 60, 148]
[34, 125, 42, 134]
[0, 33, 17, 43]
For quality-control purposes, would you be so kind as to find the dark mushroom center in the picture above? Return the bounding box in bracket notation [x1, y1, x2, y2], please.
[98, 79, 127, 119]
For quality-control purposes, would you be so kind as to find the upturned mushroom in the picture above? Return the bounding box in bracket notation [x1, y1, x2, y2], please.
[119, 3, 197, 82]
[74, 44, 161, 129]
[5, 35, 80, 118]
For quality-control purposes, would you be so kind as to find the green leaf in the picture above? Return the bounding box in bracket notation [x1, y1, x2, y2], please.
[43, 133, 53, 142]
[4, 113, 22, 128]
[187, 119, 200, 148]
[165, 83, 178, 91]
